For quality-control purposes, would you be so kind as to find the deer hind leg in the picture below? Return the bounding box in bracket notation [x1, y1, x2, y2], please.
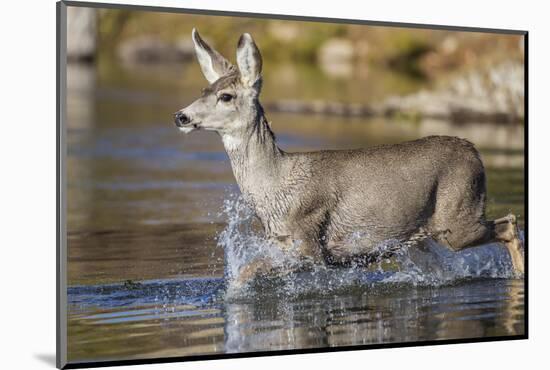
[493, 214, 524, 276]
[429, 213, 524, 276]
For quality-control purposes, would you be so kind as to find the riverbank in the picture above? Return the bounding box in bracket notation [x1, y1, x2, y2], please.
[267, 61, 524, 124]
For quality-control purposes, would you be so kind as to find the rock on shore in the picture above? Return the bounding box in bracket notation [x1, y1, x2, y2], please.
[382, 61, 524, 123]
[267, 61, 524, 124]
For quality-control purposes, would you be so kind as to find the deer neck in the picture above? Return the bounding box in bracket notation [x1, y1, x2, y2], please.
[221, 104, 283, 201]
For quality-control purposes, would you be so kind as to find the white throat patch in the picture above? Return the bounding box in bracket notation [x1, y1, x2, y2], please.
[222, 134, 242, 151]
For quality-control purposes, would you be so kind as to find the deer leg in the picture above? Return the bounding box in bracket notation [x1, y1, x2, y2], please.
[494, 214, 524, 276]
[272, 220, 326, 261]
[235, 258, 276, 285]
[234, 237, 289, 285]
[272, 234, 295, 252]
[235, 234, 322, 285]
[268, 234, 321, 261]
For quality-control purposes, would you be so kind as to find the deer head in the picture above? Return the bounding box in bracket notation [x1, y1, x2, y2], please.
[174, 29, 263, 137]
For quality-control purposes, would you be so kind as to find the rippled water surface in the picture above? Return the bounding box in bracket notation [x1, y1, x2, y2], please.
[66, 61, 525, 364]
[68, 277, 524, 362]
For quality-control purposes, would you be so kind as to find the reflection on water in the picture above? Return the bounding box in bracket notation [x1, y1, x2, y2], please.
[68, 276, 524, 362]
[66, 61, 524, 364]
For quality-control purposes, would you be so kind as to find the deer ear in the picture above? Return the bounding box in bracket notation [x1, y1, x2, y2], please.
[192, 28, 234, 84]
[236, 33, 262, 87]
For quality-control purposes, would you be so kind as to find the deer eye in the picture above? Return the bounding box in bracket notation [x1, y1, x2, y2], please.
[219, 93, 234, 102]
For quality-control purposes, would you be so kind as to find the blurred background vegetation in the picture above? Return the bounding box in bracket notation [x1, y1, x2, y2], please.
[96, 9, 522, 75]
[68, 7, 524, 123]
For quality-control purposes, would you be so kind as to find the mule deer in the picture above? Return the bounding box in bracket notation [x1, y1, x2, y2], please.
[174, 29, 524, 282]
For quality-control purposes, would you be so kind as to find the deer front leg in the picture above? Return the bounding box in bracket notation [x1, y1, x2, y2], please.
[235, 234, 324, 285]
[234, 235, 298, 285]
[268, 230, 325, 265]
[494, 214, 524, 276]
[235, 258, 276, 285]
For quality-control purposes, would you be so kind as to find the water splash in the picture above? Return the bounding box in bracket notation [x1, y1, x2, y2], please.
[217, 195, 519, 297]
[216, 195, 301, 292]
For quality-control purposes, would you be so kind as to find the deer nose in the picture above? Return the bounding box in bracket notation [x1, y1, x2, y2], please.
[174, 112, 190, 127]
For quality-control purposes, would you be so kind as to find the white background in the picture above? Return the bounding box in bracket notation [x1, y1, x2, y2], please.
[1, 0, 547, 369]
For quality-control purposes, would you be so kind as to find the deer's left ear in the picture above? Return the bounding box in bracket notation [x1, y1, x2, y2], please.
[236, 33, 262, 87]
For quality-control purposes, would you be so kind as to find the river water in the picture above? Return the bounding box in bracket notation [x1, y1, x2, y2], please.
[65, 60, 525, 364]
